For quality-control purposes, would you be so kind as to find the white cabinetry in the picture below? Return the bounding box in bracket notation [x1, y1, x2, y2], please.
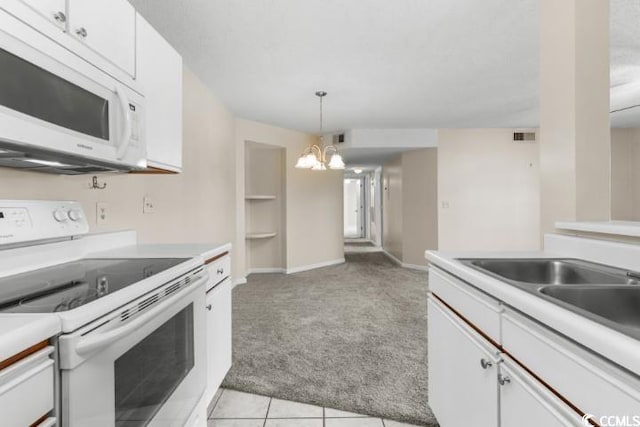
[19, 0, 66, 29]
[499, 356, 579, 427]
[428, 297, 499, 427]
[0, 346, 56, 427]
[67, 0, 136, 76]
[205, 256, 232, 402]
[136, 13, 183, 172]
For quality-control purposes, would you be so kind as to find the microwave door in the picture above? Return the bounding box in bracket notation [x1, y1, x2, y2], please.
[0, 12, 145, 170]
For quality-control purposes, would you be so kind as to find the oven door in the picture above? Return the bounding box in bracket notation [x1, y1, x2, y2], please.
[59, 275, 207, 427]
[0, 9, 145, 170]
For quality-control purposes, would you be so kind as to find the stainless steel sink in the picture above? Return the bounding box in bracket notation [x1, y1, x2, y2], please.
[460, 258, 636, 286]
[456, 257, 640, 340]
[539, 286, 640, 339]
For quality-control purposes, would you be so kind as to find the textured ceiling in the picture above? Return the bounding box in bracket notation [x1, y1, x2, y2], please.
[130, 0, 640, 133]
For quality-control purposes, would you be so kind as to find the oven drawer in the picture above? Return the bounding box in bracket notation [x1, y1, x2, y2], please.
[206, 254, 230, 291]
[0, 346, 55, 427]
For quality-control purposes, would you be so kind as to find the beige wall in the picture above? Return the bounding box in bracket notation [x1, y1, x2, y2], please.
[382, 148, 438, 266]
[438, 129, 540, 251]
[611, 128, 640, 220]
[235, 119, 344, 277]
[402, 149, 438, 266]
[0, 67, 238, 267]
[382, 155, 403, 261]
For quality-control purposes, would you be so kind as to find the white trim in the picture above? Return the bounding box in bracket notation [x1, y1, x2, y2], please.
[382, 249, 429, 271]
[344, 238, 372, 243]
[286, 258, 345, 274]
[247, 267, 286, 274]
[555, 220, 640, 238]
[233, 277, 247, 287]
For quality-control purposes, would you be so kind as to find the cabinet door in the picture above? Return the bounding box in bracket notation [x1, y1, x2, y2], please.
[67, 0, 135, 75]
[136, 13, 183, 172]
[205, 278, 232, 401]
[18, 0, 66, 29]
[499, 356, 582, 427]
[428, 296, 500, 427]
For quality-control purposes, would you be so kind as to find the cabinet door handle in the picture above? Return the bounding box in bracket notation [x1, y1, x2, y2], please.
[206, 304, 212, 311]
[480, 358, 493, 370]
[53, 11, 66, 23]
[75, 27, 88, 38]
[217, 268, 224, 275]
[498, 374, 511, 386]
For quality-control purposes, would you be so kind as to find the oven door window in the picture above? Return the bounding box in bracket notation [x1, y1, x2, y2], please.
[0, 47, 110, 140]
[114, 304, 194, 426]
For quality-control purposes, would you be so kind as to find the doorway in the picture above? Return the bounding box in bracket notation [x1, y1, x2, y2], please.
[344, 177, 365, 239]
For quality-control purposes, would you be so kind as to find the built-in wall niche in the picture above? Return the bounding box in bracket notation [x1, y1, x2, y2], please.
[244, 141, 286, 273]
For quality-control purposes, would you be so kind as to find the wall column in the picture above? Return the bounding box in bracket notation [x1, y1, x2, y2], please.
[539, 0, 610, 234]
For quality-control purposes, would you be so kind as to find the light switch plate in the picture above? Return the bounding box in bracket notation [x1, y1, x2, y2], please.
[96, 202, 108, 225]
[143, 196, 155, 214]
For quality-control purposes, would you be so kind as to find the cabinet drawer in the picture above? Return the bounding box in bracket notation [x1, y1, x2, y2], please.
[0, 347, 55, 427]
[503, 310, 640, 419]
[206, 255, 230, 291]
[429, 267, 502, 343]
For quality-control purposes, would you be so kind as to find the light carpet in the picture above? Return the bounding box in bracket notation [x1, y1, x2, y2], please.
[221, 252, 437, 426]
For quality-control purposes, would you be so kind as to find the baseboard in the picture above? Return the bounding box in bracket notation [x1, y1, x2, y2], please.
[233, 277, 247, 288]
[382, 250, 429, 271]
[286, 257, 345, 274]
[247, 267, 286, 274]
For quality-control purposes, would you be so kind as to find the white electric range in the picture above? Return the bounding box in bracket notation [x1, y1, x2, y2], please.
[0, 200, 210, 427]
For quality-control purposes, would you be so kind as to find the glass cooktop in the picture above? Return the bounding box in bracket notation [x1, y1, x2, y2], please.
[0, 258, 187, 313]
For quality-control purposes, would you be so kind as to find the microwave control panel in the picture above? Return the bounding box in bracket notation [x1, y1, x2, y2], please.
[0, 200, 89, 246]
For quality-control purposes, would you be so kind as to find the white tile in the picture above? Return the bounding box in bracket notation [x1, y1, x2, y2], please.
[265, 419, 323, 427]
[325, 418, 384, 427]
[325, 407, 368, 418]
[267, 398, 323, 418]
[208, 388, 225, 417]
[383, 420, 423, 427]
[208, 420, 265, 427]
[210, 390, 270, 419]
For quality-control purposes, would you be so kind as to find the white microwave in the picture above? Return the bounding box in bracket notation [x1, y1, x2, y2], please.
[0, 9, 146, 174]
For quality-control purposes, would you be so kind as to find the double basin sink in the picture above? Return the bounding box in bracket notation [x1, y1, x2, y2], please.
[458, 258, 640, 340]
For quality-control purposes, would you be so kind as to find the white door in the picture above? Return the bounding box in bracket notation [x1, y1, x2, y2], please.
[205, 278, 233, 402]
[67, 0, 135, 75]
[18, 0, 66, 29]
[428, 297, 500, 427]
[344, 178, 364, 238]
[499, 356, 582, 427]
[136, 13, 183, 172]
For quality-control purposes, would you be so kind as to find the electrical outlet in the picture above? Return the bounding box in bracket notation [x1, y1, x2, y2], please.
[143, 196, 155, 214]
[96, 202, 108, 225]
[441, 201, 450, 209]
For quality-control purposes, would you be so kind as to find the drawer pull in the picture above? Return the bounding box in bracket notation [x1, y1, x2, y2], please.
[206, 304, 212, 311]
[75, 27, 88, 38]
[53, 11, 66, 23]
[217, 268, 224, 274]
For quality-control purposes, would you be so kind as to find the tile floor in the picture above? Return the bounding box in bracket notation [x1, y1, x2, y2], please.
[207, 389, 421, 427]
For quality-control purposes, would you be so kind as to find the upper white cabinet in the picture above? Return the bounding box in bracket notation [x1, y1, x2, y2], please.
[136, 13, 183, 172]
[67, 0, 136, 76]
[19, 0, 66, 30]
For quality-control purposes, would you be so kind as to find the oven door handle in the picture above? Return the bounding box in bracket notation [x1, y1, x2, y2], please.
[75, 276, 206, 356]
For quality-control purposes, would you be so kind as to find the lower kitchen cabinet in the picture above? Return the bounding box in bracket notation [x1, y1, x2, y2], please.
[428, 295, 581, 427]
[205, 276, 232, 402]
[428, 297, 500, 427]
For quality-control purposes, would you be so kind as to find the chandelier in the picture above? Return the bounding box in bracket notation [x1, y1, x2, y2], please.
[295, 91, 345, 171]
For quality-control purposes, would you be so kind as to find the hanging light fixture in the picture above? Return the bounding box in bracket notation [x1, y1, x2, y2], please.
[295, 91, 345, 171]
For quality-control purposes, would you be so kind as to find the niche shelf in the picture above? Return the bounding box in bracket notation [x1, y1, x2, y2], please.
[246, 232, 277, 240]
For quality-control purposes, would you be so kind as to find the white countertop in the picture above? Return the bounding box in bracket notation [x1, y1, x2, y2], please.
[0, 314, 60, 362]
[425, 249, 640, 376]
[88, 242, 232, 261]
[555, 220, 640, 237]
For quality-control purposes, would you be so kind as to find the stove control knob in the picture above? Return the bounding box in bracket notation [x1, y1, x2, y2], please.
[68, 209, 83, 222]
[53, 209, 68, 222]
